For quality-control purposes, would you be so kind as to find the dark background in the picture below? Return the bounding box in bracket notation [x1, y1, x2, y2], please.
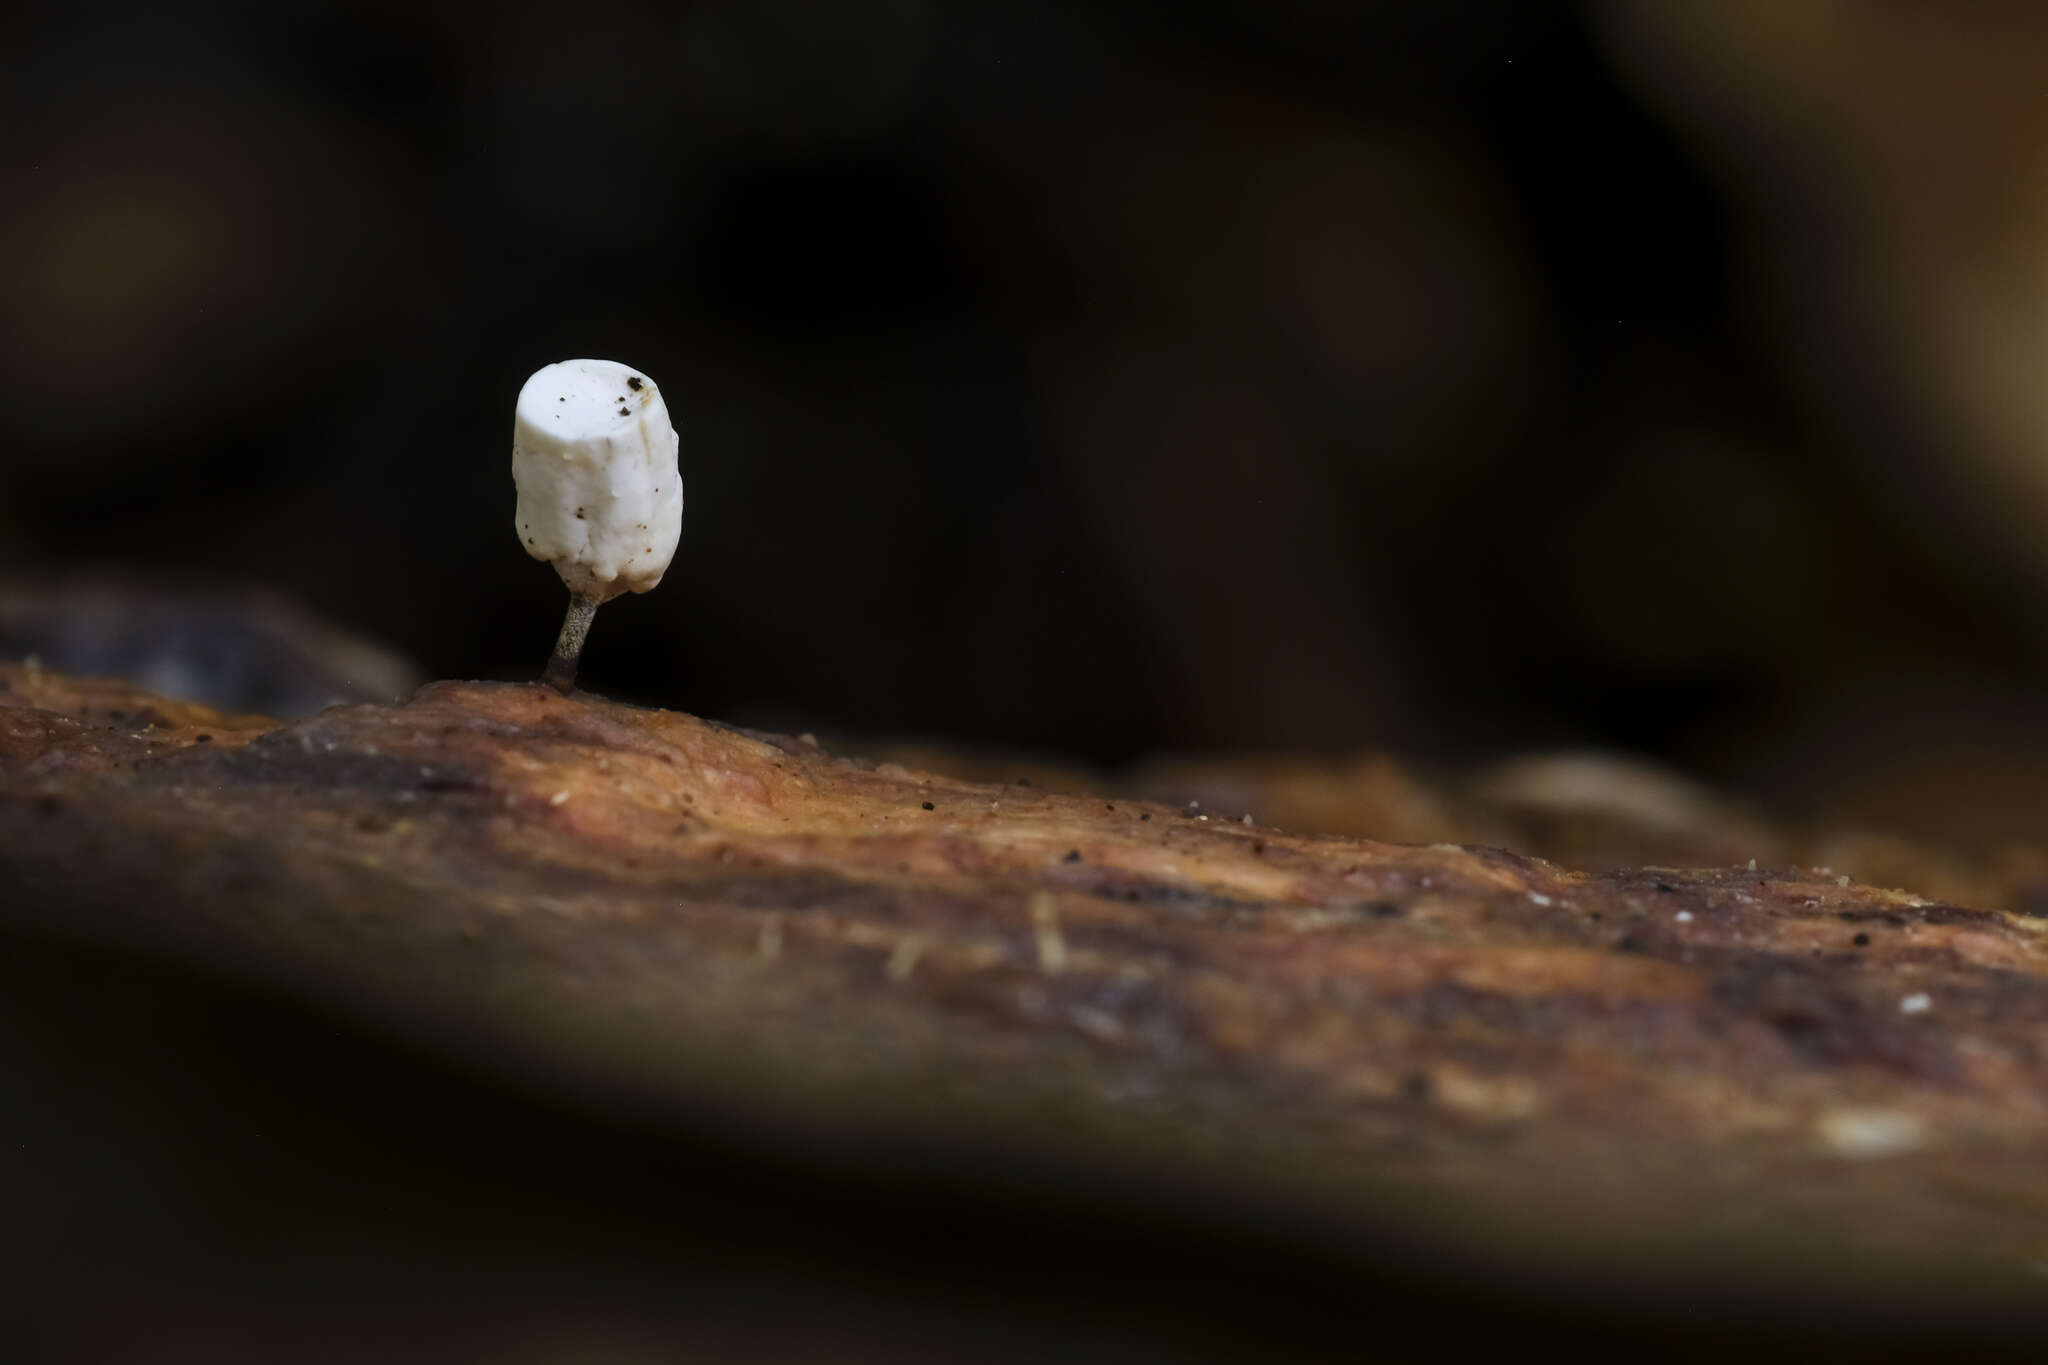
[15, 5, 2048, 1360]
[12, 0, 2048, 848]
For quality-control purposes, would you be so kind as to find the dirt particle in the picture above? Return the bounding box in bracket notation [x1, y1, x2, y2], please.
[618, 406, 630, 416]
[195, 734, 213, 743]
[1063, 849, 1082, 863]
[1140, 813, 1151, 821]
[627, 376, 644, 390]
[1853, 932, 1871, 947]
[921, 801, 934, 811]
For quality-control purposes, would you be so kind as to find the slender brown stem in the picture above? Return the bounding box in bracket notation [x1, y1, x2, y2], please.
[540, 591, 600, 694]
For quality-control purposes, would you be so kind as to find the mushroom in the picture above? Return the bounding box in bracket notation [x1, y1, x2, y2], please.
[510, 358, 682, 692]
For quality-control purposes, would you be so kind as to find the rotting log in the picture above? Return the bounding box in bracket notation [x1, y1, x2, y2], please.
[5, 661, 2048, 1332]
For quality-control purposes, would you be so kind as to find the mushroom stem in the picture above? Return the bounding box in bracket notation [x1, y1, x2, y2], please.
[541, 591, 601, 694]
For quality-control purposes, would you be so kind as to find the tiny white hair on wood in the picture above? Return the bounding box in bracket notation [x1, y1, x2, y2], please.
[511, 358, 682, 692]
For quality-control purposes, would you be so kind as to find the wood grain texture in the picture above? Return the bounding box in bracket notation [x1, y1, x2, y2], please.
[6, 661, 2048, 1329]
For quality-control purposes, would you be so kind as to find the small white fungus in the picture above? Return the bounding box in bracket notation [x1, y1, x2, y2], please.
[511, 358, 682, 690]
[513, 358, 681, 599]
[1899, 992, 1932, 1015]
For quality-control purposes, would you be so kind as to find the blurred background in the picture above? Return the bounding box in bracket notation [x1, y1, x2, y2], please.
[10, 0, 2048, 845]
[19, 5, 2048, 1359]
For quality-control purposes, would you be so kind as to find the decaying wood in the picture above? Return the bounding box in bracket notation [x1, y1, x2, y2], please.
[894, 743, 2048, 921]
[0, 577, 425, 717]
[6, 661, 2048, 1324]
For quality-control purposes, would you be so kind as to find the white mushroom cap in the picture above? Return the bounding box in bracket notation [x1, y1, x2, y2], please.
[512, 358, 682, 603]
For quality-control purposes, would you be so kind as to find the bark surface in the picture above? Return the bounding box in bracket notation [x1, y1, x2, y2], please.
[5, 662, 2048, 1329]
